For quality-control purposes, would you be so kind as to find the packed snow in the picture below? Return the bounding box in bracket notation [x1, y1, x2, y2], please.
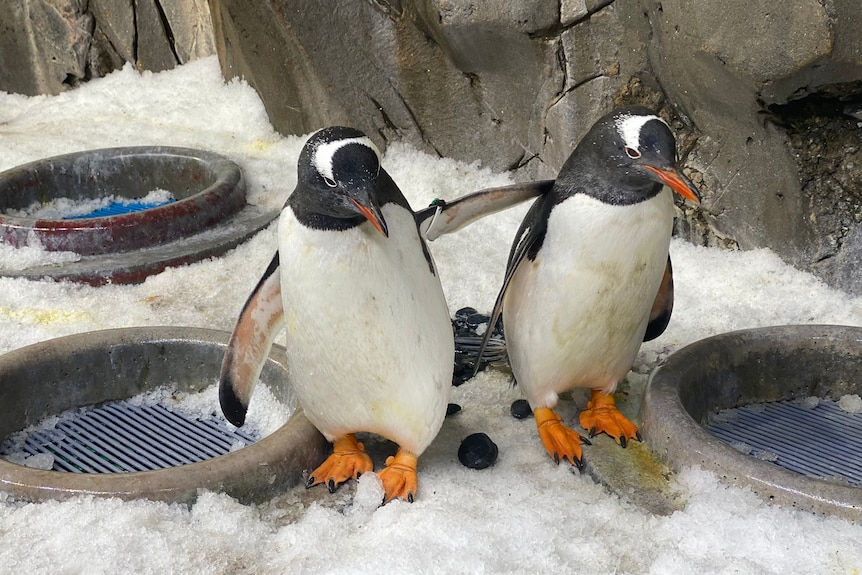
[1, 57, 861, 574]
[7, 188, 175, 219]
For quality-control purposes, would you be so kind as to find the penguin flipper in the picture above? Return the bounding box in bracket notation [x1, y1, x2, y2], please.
[219, 252, 284, 427]
[643, 256, 674, 342]
[472, 195, 553, 376]
[417, 180, 554, 241]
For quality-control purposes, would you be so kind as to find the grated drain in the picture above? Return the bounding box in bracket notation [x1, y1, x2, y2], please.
[2, 400, 258, 474]
[707, 399, 862, 486]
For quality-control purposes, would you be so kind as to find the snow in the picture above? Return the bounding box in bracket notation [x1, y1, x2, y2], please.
[838, 394, 862, 414]
[1, 57, 862, 574]
[0, 232, 81, 271]
[7, 188, 175, 219]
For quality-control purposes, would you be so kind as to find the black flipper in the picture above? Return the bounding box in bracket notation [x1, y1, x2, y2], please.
[472, 193, 555, 376]
[643, 256, 674, 342]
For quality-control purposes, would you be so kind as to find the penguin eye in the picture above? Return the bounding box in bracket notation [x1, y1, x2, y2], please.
[323, 176, 337, 188]
[625, 147, 641, 159]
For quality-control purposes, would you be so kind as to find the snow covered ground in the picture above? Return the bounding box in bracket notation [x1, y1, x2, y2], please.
[1, 58, 862, 574]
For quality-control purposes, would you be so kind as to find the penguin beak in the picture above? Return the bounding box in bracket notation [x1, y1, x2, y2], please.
[350, 197, 389, 237]
[645, 165, 701, 204]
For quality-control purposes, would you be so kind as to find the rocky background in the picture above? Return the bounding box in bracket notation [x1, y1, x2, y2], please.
[3, 0, 862, 295]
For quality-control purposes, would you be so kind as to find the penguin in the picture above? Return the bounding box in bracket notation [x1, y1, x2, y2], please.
[476, 106, 701, 468]
[219, 126, 549, 503]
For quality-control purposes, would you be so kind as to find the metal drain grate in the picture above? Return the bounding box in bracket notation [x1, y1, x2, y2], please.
[2, 400, 258, 473]
[707, 399, 862, 486]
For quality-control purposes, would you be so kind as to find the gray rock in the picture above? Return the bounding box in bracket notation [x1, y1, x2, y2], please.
[89, 0, 135, 64]
[160, 0, 215, 63]
[208, 0, 561, 173]
[638, 0, 861, 271]
[561, 0, 590, 26]
[134, 0, 178, 72]
[0, 0, 94, 95]
[0, 0, 215, 94]
[6, 0, 862, 294]
[540, 4, 649, 177]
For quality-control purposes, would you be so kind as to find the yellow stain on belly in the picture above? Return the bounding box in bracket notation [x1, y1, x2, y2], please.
[287, 310, 298, 334]
[0, 306, 95, 325]
[369, 398, 419, 433]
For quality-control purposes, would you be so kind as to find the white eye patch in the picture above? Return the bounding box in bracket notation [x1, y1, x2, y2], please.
[614, 113, 667, 155]
[312, 135, 381, 182]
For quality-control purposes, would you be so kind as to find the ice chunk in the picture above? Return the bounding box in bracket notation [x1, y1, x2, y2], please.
[345, 473, 384, 517]
[837, 394, 862, 413]
[751, 449, 779, 462]
[795, 396, 820, 409]
[22, 453, 55, 470]
[4, 452, 55, 470]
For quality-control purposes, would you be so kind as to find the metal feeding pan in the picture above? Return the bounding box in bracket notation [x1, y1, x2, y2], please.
[0, 327, 327, 504]
[0, 147, 277, 285]
[642, 324, 862, 520]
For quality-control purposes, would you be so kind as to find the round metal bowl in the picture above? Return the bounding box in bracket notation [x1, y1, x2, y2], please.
[0, 147, 277, 285]
[642, 325, 862, 520]
[0, 327, 327, 504]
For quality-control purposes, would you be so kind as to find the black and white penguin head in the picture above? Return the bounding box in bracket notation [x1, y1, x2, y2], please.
[578, 106, 701, 204]
[294, 126, 389, 236]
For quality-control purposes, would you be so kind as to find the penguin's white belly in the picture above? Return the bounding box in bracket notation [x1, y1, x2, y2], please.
[504, 190, 674, 408]
[278, 205, 452, 455]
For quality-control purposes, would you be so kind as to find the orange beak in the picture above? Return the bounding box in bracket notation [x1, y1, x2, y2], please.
[350, 198, 389, 237]
[645, 165, 701, 204]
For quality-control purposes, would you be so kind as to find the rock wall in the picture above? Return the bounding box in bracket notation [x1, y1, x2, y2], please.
[646, 0, 862, 285]
[4, 0, 862, 295]
[205, 0, 862, 293]
[206, 0, 643, 179]
[0, 0, 214, 95]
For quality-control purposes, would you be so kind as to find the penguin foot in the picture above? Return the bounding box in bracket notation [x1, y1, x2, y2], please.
[378, 449, 418, 504]
[306, 434, 373, 493]
[533, 407, 589, 469]
[579, 390, 642, 447]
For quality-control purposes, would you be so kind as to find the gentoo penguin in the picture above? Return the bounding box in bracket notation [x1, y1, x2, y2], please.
[219, 127, 548, 503]
[478, 106, 701, 468]
[219, 126, 452, 503]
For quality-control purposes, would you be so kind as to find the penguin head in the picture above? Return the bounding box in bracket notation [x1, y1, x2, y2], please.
[296, 126, 389, 236]
[584, 106, 701, 204]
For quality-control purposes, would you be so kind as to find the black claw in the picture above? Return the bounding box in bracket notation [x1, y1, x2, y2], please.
[574, 457, 585, 472]
[408, 493, 414, 503]
[635, 431, 643, 442]
[327, 479, 336, 493]
[305, 476, 315, 489]
[553, 452, 560, 464]
[581, 436, 592, 446]
[589, 427, 597, 438]
[356, 472, 362, 479]
[620, 435, 628, 448]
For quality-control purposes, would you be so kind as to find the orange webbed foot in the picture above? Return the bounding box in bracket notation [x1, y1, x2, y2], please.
[534, 407, 589, 470]
[306, 434, 374, 493]
[377, 449, 418, 504]
[579, 390, 642, 447]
